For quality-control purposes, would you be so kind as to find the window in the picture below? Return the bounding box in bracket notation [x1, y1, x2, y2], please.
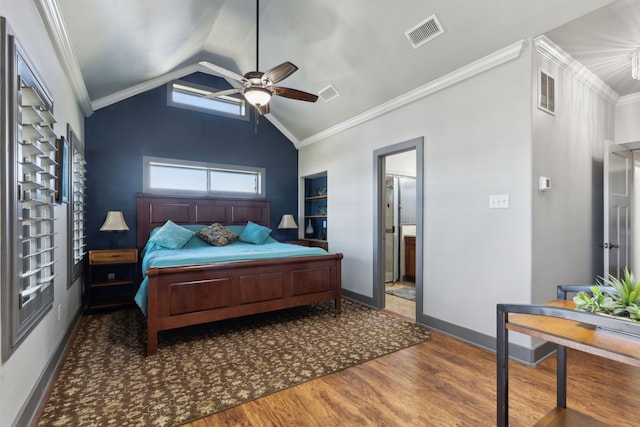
[167, 80, 249, 120]
[68, 125, 86, 284]
[143, 156, 265, 197]
[2, 39, 56, 360]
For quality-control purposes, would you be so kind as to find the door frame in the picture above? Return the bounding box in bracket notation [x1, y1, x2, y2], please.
[372, 137, 424, 314]
[604, 140, 633, 278]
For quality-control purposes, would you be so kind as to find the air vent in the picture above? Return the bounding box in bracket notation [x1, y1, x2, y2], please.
[405, 15, 444, 49]
[318, 84, 339, 103]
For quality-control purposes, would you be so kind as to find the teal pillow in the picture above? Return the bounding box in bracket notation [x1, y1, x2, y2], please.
[147, 220, 195, 250]
[239, 221, 272, 245]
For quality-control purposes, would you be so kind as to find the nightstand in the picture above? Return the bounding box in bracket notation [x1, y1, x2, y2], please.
[86, 248, 139, 312]
[287, 239, 329, 251]
[287, 239, 311, 247]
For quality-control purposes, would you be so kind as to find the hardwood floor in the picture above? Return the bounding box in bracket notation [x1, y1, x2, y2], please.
[385, 281, 416, 321]
[181, 329, 640, 426]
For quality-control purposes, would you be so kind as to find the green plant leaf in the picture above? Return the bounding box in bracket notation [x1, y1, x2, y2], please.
[577, 269, 640, 319]
[627, 304, 640, 320]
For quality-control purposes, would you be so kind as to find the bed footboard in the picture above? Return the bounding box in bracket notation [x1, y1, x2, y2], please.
[145, 253, 342, 356]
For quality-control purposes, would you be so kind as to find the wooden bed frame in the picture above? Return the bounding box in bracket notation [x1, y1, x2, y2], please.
[136, 193, 343, 356]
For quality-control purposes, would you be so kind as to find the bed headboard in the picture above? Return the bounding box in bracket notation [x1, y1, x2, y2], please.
[136, 193, 271, 251]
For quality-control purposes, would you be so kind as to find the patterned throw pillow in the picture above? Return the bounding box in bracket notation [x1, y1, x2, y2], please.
[196, 223, 239, 247]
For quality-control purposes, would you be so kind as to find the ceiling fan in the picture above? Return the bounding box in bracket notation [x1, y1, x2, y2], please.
[199, 0, 318, 115]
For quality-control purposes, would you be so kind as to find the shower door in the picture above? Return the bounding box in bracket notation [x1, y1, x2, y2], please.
[385, 176, 400, 282]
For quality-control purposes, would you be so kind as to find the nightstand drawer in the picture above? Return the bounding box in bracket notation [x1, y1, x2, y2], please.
[89, 249, 138, 264]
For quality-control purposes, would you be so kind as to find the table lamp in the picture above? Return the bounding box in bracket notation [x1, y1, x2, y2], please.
[100, 210, 129, 248]
[278, 214, 298, 241]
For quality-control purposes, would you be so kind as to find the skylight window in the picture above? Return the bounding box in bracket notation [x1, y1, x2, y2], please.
[167, 80, 248, 120]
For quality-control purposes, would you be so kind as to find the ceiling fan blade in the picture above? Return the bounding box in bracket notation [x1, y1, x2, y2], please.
[272, 86, 318, 102]
[202, 88, 243, 99]
[257, 103, 270, 115]
[198, 61, 247, 83]
[263, 62, 298, 84]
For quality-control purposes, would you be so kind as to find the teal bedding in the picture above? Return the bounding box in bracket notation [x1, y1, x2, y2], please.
[134, 226, 327, 315]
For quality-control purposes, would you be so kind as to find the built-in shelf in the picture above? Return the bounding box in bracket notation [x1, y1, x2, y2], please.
[303, 173, 328, 247]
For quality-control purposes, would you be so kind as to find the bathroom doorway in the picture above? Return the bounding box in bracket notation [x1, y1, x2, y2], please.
[373, 137, 423, 321]
[384, 155, 417, 319]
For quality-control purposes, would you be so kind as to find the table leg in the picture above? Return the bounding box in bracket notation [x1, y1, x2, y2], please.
[557, 344, 567, 408]
[497, 306, 509, 426]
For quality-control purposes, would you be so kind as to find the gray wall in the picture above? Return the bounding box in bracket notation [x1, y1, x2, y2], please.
[531, 48, 614, 307]
[299, 39, 613, 354]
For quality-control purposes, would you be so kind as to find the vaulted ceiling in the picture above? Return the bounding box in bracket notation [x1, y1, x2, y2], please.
[37, 0, 640, 145]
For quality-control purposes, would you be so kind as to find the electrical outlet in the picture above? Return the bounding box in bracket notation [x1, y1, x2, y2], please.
[57, 304, 61, 321]
[108, 273, 116, 280]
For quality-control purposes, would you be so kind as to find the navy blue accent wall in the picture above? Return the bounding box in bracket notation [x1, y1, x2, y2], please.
[85, 73, 299, 250]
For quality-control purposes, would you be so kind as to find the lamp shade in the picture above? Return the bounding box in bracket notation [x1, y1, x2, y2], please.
[100, 211, 129, 231]
[244, 87, 272, 106]
[278, 214, 298, 229]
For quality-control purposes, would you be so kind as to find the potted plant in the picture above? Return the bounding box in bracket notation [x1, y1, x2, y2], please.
[574, 268, 640, 321]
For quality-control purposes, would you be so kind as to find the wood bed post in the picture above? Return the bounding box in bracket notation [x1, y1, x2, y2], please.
[146, 271, 159, 357]
[335, 253, 343, 315]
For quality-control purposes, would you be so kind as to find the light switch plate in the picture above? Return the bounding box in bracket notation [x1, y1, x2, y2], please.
[489, 194, 509, 209]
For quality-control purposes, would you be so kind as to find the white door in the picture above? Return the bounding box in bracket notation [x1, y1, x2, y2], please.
[604, 141, 632, 278]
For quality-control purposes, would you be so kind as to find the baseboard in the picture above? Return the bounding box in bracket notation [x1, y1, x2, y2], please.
[418, 313, 556, 365]
[12, 309, 83, 427]
[343, 290, 556, 365]
[341, 289, 375, 308]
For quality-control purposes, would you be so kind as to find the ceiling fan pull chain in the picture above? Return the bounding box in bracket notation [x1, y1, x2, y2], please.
[254, 109, 259, 134]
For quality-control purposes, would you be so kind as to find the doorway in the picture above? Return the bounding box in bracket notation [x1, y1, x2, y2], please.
[373, 137, 424, 321]
[384, 171, 417, 320]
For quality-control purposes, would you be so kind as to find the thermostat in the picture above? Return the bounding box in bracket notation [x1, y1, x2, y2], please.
[539, 176, 551, 192]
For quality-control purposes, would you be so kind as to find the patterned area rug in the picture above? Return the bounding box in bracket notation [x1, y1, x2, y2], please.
[386, 287, 416, 301]
[37, 299, 430, 427]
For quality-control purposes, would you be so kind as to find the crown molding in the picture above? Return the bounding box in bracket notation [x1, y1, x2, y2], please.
[91, 64, 200, 110]
[616, 92, 640, 106]
[34, 0, 93, 116]
[533, 35, 619, 106]
[91, 63, 246, 110]
[264, 114, 300, 146]
[92, 62, 300, 144]
[296, 40, 528, 149]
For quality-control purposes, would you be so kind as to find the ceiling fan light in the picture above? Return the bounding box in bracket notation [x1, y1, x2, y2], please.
[244, 87, 272, 106]
[633, 50, 640, 80]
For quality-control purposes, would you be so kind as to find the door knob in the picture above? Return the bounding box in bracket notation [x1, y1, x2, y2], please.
[599, 243, 619, 249]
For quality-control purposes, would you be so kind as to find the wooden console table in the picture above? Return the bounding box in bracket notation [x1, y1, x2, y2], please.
[497, 285, 640, 426]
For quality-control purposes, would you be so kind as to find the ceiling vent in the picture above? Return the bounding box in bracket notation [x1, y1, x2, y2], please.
[318, 84, 339, 103]
[405, 15, 444, 49]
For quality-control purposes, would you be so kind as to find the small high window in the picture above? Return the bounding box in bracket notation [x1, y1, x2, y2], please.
[143, 156, 265, 198]
[167, 80, 249, 120]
